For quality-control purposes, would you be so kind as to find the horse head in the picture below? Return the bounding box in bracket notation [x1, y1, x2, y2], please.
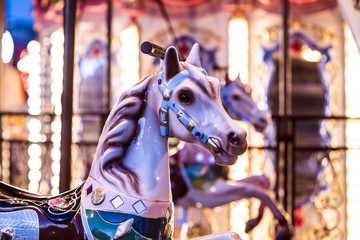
[222, 74, 269, 132]
[159, 44, 248, 166]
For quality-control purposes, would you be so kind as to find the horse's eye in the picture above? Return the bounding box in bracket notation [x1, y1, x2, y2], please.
[178, 90, 194, 104]
[232, 95, 241, 101]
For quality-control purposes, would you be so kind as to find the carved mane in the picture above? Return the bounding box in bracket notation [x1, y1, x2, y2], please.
[89, 74, 153, 193]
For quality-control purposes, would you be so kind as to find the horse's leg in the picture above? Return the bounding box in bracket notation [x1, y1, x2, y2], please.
[245, 203, 264, 233]
[236, 175, 269, 232]
[177, 180, 291, 240]
[190, 232, 242, 240]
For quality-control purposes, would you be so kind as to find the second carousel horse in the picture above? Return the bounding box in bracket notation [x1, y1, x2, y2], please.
[170, 76, 291, 240]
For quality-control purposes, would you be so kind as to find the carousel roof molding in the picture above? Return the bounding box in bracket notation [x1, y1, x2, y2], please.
[33, 0, 340, 26]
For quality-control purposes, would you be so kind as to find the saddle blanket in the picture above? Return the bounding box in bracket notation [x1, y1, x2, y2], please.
[0, 209, 39, 239]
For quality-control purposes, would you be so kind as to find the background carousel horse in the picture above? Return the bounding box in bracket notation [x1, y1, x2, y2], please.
[169, 75, 291, 240]
[0, 44, 248, 240]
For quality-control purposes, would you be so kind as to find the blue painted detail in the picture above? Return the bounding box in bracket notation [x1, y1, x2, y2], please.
[85, 209, 170, 240]
[157, 71, 211, 146]
[0, 209, 39, 240]
[81, 204, 93, 240]
[221, 83, 252, 123]
[261, 31, 333, 115]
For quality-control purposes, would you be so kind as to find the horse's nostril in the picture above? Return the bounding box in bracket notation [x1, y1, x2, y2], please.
[228, 132, 241, 146]
[260, 117, 267, 124]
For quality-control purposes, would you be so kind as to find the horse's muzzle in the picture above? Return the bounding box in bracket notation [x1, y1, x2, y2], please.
[225, 130, 248, 156]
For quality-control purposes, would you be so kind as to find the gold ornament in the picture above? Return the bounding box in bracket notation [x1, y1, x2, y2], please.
[91, 188, 106, 205]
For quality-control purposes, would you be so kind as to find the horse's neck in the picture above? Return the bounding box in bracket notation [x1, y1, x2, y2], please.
[88, 86, 171, 202]
[120, 104, 170, 202]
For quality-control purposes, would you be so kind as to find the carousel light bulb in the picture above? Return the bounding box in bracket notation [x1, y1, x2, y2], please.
[1, 30, 14, 63]
[119, 23, 139, 93]
[228, 16, 249, 82]
[54, 105, 62, 115]
[301, 48, 322, 62]
[28, 132, 42, 142]
[28, 157, 42, 170]
[51, 162, 61, 175]
[50, 30, 64, 45]
[17, 56, 29, 72]
[27, 40, 41, 54]
[51, 147, 61, 162]
[28, 118, 42, 132]
[28, 169, 42, 183]
[51, 175, 60, 188]
[27, 85, 41, 97]
[28, 107, 41, 115]
[28, 144, 42, 158]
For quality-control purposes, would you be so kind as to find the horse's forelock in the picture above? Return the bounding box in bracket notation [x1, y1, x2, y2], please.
[181, 63, 219, 99]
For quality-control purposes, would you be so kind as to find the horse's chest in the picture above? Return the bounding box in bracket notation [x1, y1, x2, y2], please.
[85, 209, 172, 240]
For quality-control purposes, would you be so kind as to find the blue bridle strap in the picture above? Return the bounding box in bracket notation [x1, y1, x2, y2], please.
[221, 83, 251, 123]
[157, 71, 209, 144]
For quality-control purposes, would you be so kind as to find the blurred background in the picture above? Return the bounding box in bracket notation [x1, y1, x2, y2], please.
[1, 0, 360, 239]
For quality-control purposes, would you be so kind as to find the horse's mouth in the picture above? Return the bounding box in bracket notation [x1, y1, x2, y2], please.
[212, 141, 247, 166]
[254, 121, 268, 133]
[255, 124, 266, 133]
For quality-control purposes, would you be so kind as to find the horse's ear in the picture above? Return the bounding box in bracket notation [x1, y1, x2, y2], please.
[164, 46, 180, 80]
[225, 73, 232, 86]
[186, 43, 201, 67]
[235, 74, 243, 85]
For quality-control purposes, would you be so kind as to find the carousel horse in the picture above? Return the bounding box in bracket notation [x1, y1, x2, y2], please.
[169, 76, 291, 240]
[0, 44, 248, 240]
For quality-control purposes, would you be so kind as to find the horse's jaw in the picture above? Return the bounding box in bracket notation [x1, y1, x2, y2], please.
[213, 151, 239, 166]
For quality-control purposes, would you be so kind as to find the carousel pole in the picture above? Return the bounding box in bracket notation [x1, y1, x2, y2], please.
[0, 0, 4, 180]
[106, 0, 112, 116]
[60, 0, 77, 192]
[280, 0, 293, 218]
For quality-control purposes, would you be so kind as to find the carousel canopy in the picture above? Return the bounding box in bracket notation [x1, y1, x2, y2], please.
[33, 0, 338, 18]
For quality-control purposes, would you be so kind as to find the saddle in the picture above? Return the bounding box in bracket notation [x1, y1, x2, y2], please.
[0, 181, 84, 222]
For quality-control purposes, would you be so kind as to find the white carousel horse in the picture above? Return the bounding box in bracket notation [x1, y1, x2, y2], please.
[170, 75, 291, 240]
[0, 43, 247, 239]
[84, 43, 250, 239]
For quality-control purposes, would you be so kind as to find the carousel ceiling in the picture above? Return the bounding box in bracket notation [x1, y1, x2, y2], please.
[33, 0, 339, 18]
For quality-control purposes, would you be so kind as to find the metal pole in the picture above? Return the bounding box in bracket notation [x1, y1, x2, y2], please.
[0, 0, 4, 110]
[106, 0, 112, 114]
[60, 0, 77, 192]
[281, 0, 292, 215]
[0, 0, 4, 180]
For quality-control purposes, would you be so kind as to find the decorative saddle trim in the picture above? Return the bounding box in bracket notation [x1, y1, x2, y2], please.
[84, 208, 172, 240]
[0, 181, 83, 222]
[82, 177, 173, 219]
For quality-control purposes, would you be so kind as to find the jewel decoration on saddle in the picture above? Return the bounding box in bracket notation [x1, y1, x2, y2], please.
[91, 188, 106, 205]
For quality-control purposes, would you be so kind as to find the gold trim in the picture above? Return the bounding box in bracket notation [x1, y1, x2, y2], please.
[91, 188, 106, 205]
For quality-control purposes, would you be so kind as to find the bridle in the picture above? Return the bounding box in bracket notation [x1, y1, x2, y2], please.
[221, 83, 251, 123]
[157, 70, 222, 153]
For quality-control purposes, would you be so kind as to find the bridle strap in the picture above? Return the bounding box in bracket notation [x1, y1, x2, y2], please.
[157, 71, 209, 144]
[221, 83, 251, 123]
